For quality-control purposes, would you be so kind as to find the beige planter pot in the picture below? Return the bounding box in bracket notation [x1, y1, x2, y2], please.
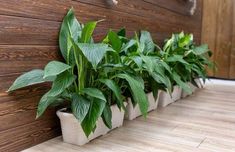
[57, 104, 126, 146]
[158, 86, 182, 107]
[125, 92, 160, 120]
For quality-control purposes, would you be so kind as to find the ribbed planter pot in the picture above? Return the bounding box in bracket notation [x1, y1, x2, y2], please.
[125, 91, 160, 120]
[57, 104, 126, 146]
[158, 85, 182, 107]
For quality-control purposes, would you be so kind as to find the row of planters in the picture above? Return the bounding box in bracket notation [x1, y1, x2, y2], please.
[8, 9, 214, 146]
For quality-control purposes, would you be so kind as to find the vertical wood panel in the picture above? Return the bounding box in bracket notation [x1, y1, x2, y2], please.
[230, 1, 235, 78]
[214, 0, 233, 78]
[202, 0, 235, 79]
[201, 0, 219, 77]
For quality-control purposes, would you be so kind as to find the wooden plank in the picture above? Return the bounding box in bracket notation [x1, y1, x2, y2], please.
[0, 119, 60, 152]
[201, 0, 219, 76]
[0, 46, 61, 75]
[214, 0, 233, 78]
[0, 92, 58, 131]
[229, 0, 235, 79]
[0, 1, 202, 45]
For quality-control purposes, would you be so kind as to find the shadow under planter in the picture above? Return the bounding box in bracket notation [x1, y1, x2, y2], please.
[56, 103, 126, 146]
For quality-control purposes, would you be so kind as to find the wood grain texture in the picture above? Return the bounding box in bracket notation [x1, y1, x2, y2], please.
[201, 0, 235, 79]
[23, 81, 235, 152]
[0, 0, 203, 151]
[230, 1, 235, 78]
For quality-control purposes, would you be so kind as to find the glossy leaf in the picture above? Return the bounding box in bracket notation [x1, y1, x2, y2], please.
[8, 70, 47, 92]
[81, 98, 106, 137]
[139, 31, 155, 53]
[107, 30, 122, 52]
[48, 71, 75, 97]
[43, 61, 71, 79]
[101, 104, 112, 129]
[81, 88, 107, 102]
[36, 91, 58, 118]
[59, 8, 81, 64]
[99, 79, 124, 109]
[77, 43, 109, 69]
[71, 94, 90, 122]
[172, 71, 192, 94]
[81, 21, 97, 43]
[116, 74, 148, 117]
[193, 44, 209, 55]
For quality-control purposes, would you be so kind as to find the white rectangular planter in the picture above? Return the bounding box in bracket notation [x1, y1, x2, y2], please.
[57, 104, 126, 146]
[158, 85, 182, 107]
[125, 92, 160, 120]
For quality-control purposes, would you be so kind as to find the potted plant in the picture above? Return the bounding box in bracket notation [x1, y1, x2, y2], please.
[104, 30, 172, 120]
[8, 8, 145, 146]
[157, 32, 194, 107]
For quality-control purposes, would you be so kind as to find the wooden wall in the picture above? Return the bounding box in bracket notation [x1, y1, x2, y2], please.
[201, 0, 235, 79]
[0, 0, 202, 151]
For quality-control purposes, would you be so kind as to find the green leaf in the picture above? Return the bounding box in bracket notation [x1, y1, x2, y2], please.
[81, 88, 107, 102]
[71, 94, 90, 122]
[48, 71, 75, 97]
[59, 8, 81, 64]
[36, 91, 58, 118]
[81, 21, 97, 43]
[43, 61, 71, 79]
[172, 71, 192, 94]
[99, 79, 124, 109]
[108, 30, 122, 52]
[81, 98, 106, 137]
[117, 28, 126, 37]
[178, 34, 192, 47]
[77, 43, 109, 69]
[121, 39, 136, 53]
[8, 69, 47, 92]
[166, 55, 189, 65]
[193, 44, 209, 55]
[139, 31, 155, 53]
[101, 104, 112, 129]
[116, 74, 148, 117]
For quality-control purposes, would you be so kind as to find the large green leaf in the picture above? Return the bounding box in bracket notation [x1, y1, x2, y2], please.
[8, 69, 48, 92]
[71, 94, 90, 122]
[43, 61, 71, 79]
[116, 74, 148, 117]
[81, 21, 97, 43]
[193, 44, 209, 55]
[101, 104, 112, 129]
[48, 71, 75, 97]
[59, 8, 81, 64]
[77, 43, 109, 69]
[172, 71, 192, 94]
[81, 98, 106, 137]
[99, 79, 124, 109]
[139, 31, 155, 53]
[36, 91, 58, 118]
[166, 55, 189, 65]
[121, 39, 136, 53]
[178, 34, 192, 47]
[81, 88, 106, 102]
[107, 30, 122, 52]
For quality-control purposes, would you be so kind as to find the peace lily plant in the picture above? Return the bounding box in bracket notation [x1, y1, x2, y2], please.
[8, 8, 214, 145]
